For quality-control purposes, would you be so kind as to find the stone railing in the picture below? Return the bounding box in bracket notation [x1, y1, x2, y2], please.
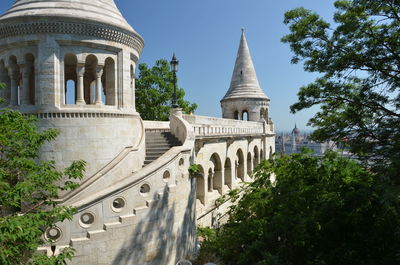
[143, 120, 170, 132]
[182, 114, 272, 138]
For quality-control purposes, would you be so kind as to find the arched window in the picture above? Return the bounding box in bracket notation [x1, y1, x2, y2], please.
[25, 54, 35, 105]
[247, 152, 252, 177]
[84, 55, 98, 104]
[8, 56, 19, 106]
[236, 149, 245, 181]
[242, 110, 249, 121]
[64, 54, 77, 104]
[234, 110, 239, 120]
[211, 153, 223, 194]
[253, 146, 259, 168]
[224, 158, 232, 189]
[103, 57, 116, 106]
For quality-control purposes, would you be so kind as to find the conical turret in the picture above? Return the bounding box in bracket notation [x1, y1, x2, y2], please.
[221, 29, 270, 122]
[222, 29, 268, 101]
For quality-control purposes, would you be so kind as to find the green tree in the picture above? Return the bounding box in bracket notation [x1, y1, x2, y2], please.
[281, 0, 400, 181]
[136, 59, 198, 121]
[198, 151, 400, 265]
[0, 85, 86, 264]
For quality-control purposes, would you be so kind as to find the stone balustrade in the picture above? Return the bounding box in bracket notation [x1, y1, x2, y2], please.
[182, 114, 272, 138]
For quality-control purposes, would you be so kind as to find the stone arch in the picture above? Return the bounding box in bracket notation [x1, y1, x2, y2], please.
[253, 145, 259, 168]
[236, 149, 245, 181]
[260, 148, 264, 161]
[84, 54, 98, 104]
[0, 60, 11, 105]
[8, 55, 20, 106]
[64, 54, 77, 104]
[247, 151, 252, 177]
[196, 165, 205, 205]
[210, 153, 223, 194]
[234, 110, 239, 120]
[24, 53, 35, 105]
[260, 108, 267, 120]
[103, 57, 116, 106]
[242, 110, 249, 121]
[224, 158, 233, 189]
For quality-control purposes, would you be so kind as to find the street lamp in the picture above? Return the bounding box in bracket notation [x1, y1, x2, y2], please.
[170, 53, 179, 108]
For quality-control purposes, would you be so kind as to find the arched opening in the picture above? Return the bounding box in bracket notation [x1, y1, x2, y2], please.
[103, 57, 116, 106]
[207, 169, 213, 192]
[0, 60, 10, 105]
[224, 158, 232, 189]
[211, 153, 223, 194]
[84, 55, 98, 104]
[236, 149, 245, 181]
[253, 145, 259, 168]
[8, 56, 19, 106]
[195, 165, 205, 205]
[247, 152, 252, 177]
[260, 108, 267, 120]
[24, 54, 35, 105]
[242, 110, 249, 121]
[64, 54, 77, 104]
[234, 110, 239, 120]
[260, 149, 264, 161]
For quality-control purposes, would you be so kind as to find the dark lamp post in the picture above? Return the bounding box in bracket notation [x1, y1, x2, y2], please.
[170, 53, 179, 108]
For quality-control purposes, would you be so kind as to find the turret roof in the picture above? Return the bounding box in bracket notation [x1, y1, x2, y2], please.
[221, 29, 268, 101]
[0, 0, 136, 34]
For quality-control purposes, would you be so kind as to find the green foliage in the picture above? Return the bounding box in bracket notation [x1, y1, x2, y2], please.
[199, 151, 400, 265]
[282, 0, 400, 181]
[136, 59, 198, 121]
[0, 92, 86, 264]
[188, 164, 201, 176]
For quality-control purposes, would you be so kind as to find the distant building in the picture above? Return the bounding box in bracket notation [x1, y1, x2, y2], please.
[275, 125, 337, 156]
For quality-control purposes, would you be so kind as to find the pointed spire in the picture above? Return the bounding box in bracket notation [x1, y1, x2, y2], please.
[222, 29, 268, 101]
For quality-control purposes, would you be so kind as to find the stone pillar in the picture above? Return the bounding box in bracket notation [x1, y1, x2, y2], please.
[76, 64, 85, 105]
[20, 64, 30, 105]
[95, 66, 103, 105]
[8, 68, 18, 106]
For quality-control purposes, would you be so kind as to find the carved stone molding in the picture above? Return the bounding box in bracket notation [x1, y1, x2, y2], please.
[0, 21, 144, 51]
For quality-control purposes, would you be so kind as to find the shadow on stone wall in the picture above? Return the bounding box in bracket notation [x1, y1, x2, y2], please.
[111, 177, 197, 265]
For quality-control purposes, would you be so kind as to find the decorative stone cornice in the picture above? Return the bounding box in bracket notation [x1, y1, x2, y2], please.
[0, 20, 144, 51]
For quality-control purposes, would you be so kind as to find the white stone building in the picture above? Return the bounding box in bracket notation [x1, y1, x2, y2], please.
[0, 1, 275, 264]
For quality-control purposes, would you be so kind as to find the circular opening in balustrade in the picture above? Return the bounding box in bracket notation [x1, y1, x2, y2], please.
[112, 197, 126, 212]
[45, 226, 62, 242]
[163, 170, 171, 182]
[79, 212, 95, 227]
[140, 184, 151, 196]
[179, 158, 184, 168]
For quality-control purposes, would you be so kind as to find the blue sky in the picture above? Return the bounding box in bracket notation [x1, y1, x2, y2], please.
[0, 0, 337, 132]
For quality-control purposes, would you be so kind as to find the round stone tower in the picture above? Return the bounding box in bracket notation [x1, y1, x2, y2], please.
[221, 29, 270, 122]
[0, 0, 145, 190]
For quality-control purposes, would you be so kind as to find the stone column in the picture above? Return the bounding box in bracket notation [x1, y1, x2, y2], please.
[76, 64, 85, 105]
[8, 68, 18, 106]
[95, 65, 103, 105]
[20, 64, 30, 105]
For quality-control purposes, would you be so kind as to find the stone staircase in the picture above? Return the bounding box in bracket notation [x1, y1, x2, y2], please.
[143, 131, 181, 167]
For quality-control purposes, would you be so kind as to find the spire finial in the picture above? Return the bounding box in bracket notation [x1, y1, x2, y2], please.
[241, 27, 245, 33]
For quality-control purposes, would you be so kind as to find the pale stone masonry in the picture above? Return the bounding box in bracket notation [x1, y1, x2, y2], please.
[0, 1, 275, 264]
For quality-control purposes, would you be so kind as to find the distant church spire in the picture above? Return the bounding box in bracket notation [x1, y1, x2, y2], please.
[222, 29, 268, 100]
